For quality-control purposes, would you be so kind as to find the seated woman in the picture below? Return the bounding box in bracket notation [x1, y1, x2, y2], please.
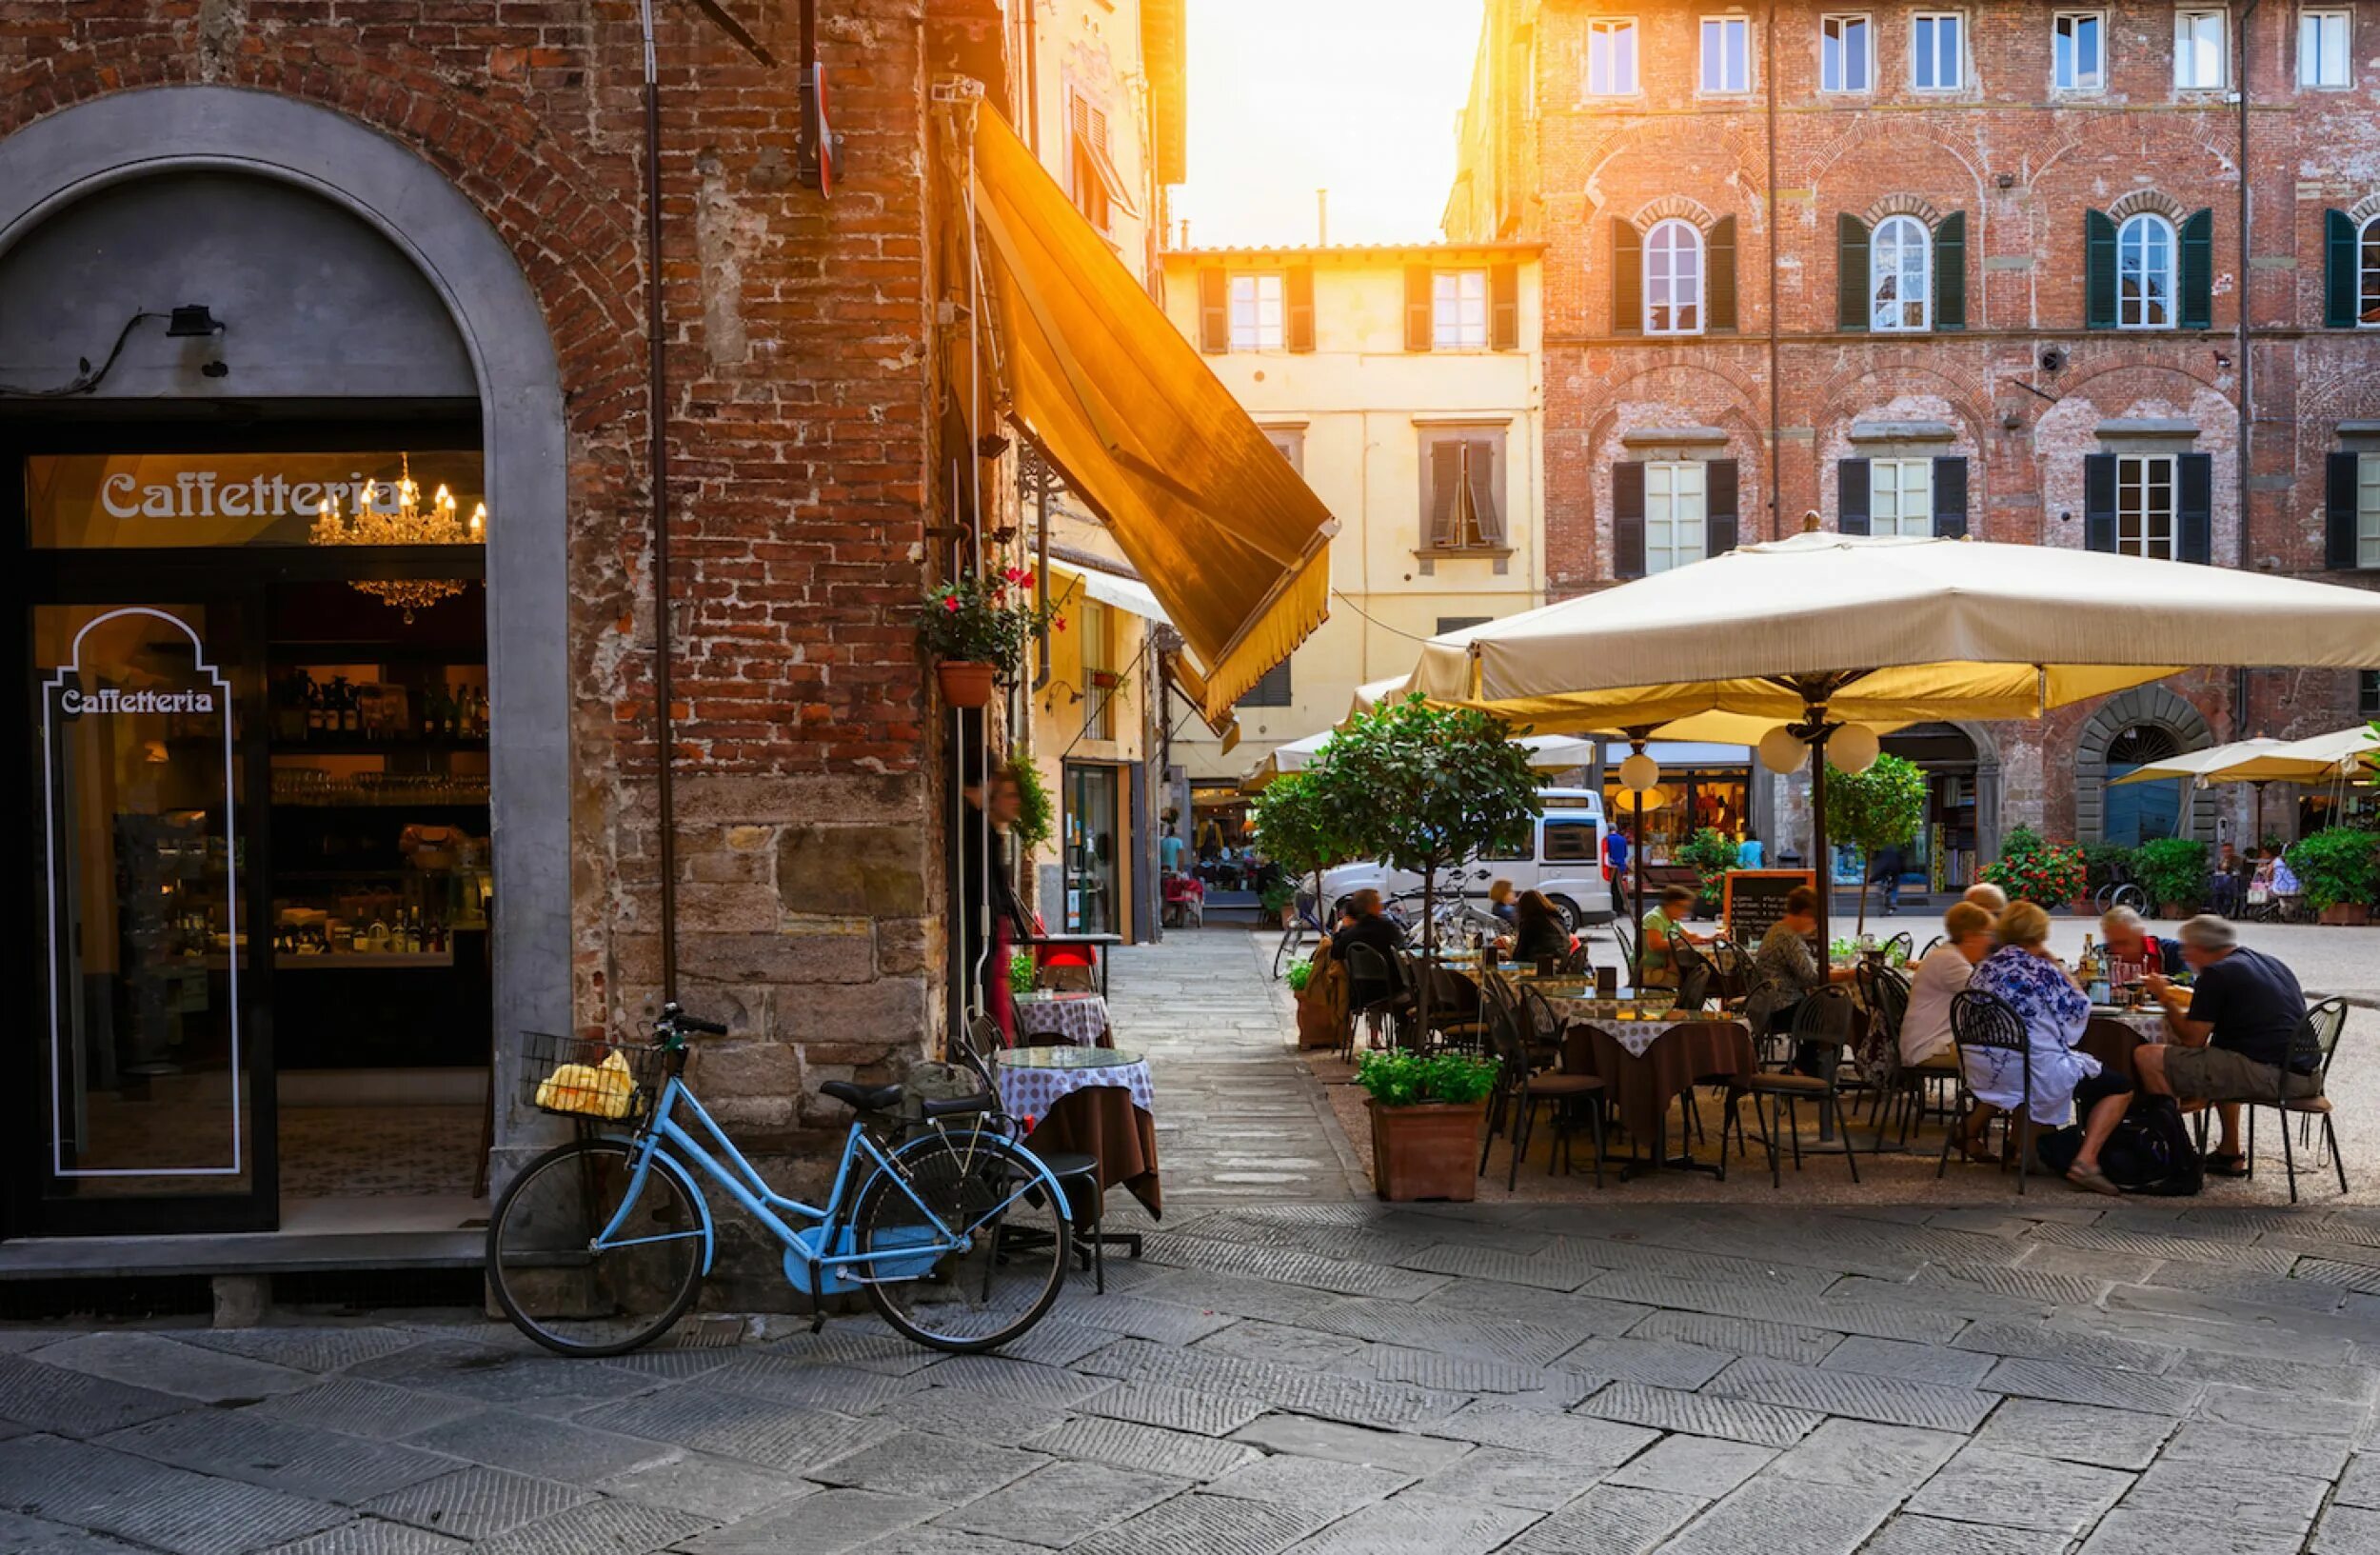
[1744, 885, 1854, 1036]
[1639, 885, 1705, 990]
[1960, 901, 2133, 1193]
[1511, 889, 1571, 966]
[1489, 879, 1518, 924]
[1900, 901, 1993, 1067]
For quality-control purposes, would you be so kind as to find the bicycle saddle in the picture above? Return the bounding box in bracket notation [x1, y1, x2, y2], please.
[820, 1080, 991, 1119]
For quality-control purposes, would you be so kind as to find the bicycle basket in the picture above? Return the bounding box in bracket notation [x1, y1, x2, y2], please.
[519, 1030, 666, 1121]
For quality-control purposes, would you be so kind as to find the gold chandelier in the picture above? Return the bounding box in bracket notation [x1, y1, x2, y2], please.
[310, 453, 487, 622]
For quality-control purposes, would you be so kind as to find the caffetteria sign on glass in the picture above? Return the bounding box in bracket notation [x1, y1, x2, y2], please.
[26, 451, 486, 549]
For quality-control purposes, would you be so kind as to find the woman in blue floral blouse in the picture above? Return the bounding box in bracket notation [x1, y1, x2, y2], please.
[1961, 902, 2134, 1193]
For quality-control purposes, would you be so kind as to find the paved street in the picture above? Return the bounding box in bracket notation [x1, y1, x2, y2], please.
[11, 926, 2380, 1552]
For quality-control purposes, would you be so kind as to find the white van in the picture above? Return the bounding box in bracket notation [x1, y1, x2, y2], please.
[1319, 789, 1614, 928]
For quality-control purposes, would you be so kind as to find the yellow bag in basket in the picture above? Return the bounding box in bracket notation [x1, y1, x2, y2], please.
[536, 1049, 636, 1118]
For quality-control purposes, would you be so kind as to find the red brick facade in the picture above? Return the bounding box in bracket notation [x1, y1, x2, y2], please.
[1453, 0, 2380, 847]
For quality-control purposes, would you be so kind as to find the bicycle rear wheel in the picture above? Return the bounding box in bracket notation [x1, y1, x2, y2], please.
[2111, 884, 2148, 914]
[855, 1129, 1070, 1353]
[486, 1137, 706, 1357]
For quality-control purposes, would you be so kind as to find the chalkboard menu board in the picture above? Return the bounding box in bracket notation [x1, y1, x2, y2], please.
[1721, 869, 1817, 950]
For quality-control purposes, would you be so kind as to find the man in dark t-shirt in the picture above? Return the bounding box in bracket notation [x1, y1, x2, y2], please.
[2136, 915, 2318, 1174]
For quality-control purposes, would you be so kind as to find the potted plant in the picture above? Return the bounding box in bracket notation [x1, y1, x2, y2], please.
[1354, 1048, 1500, 1202]
[918, 567, 1060, 708]
[2286, 827, 2379, 926]
[2132, 837, 2209, 919]
[1980, 825, 2089, 909]
[1822, 753, 1928, 932]
[1676, 827, 1740, 914]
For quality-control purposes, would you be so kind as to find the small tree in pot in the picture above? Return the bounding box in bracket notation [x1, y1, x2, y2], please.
[2285, 827, 2379, 925]
[1353, 1049, 1500, 1201]
[2132, 837, 2209, 918]
[1252, 769, 1351, 930]
[1821, 752, 1928, 933]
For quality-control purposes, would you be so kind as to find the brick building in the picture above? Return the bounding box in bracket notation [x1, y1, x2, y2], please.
[0, 0, 1313, 1282]
[1449, 1, 2380, 884]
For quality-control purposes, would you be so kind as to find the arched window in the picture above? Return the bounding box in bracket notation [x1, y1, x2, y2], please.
[1644, 219, 1703, 335]
[2359, 213, 2380, 328]
[1871, 215, 1931, 332]
[2117, 213, 2175, 329]
[2104, 724, 2187, 846]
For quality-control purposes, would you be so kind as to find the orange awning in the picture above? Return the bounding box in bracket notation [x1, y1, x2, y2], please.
[967, 106, 1337, 723]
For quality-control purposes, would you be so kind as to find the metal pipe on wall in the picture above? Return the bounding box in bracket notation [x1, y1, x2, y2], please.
[1764, 0, 1782, 541]
[638, 0, 682, 1003]
[2234, 0, 2260, 743]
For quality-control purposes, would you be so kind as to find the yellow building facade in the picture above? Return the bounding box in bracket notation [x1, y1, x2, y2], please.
[1156, 243, 1548, 848]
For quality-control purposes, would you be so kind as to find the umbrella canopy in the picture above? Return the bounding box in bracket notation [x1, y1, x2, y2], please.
[2107, 738, 2291, 788]
[1408, 532, 2380, 729]
[2188, 726, 2380, 785]
[1240, 728, 1596, 790]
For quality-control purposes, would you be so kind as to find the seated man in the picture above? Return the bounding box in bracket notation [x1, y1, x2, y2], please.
[2210, 842, 2248, 917]
[2099, 905, 2177, 985]
[1332, 887, 1408, 1012]
[1900, 901, 1993, 1068]
[1962, 883, 2008, 915]
[2135, 914, 2319, 1178]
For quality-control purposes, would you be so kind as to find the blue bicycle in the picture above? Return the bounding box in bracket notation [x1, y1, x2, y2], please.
[486, 1005, 1072, 1356]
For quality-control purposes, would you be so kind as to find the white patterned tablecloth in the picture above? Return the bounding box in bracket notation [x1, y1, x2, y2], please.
[1013, 992, 1110, 1047]
[997, 1047, 1154, 1124]
[1539, 1001, 1721, 1059]
[2092, 1007, 2170, 1043]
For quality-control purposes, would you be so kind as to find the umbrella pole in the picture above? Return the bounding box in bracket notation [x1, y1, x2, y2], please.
[1810, 734, 1831, 956]
[1632, 790, 1646, 991]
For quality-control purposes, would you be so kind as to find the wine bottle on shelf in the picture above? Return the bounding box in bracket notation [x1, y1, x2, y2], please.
[471, 686, 489, 738]
[305, 677, 326, 739]
[341, 678, 361, 735]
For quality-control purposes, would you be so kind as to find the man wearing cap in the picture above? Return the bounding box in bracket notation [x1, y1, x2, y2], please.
[2136, 915, 2319, 1178]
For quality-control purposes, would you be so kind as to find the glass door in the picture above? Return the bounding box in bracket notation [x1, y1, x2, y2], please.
[30, 598, 273, 1231]
[1063, 764, 1121, 933]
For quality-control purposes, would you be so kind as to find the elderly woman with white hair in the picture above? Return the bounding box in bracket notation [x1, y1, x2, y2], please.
[1962, 883, 2008, 915]
[1960, 902, 2135, 1192]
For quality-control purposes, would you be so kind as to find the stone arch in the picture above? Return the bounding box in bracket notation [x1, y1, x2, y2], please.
[2074, 686, 2219, 845]
[1631, 194, 1720, 232]
[2349, 192, 2380, 227]
[0, 86, 571, 1138]
[2107, 189, 2191, 224]
[1863, 193, 1947, 230]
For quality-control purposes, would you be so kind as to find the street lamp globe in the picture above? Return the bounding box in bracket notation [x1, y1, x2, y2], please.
[1833, 724, 1882, 774]
[1756, 726, 1806, 773]
[1618, 752, 1661, 791]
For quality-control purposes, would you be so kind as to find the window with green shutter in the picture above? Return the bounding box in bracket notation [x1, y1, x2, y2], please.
[1837, 213, 1870, 331]
[2084, 209, 2117, 329]
[2327, 209, 2361, 329]
[2178, 209, 2213, 329]
[1934, 211, 1966, 329]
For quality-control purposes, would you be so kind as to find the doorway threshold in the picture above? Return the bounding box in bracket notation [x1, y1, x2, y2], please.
[0, 1194, 486, 1281]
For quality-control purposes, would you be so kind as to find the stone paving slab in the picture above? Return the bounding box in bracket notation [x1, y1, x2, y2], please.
[1901, 1444, 2134, 1535]
[251, 1378, 482, 1440]
[1600, 1433, 1775, 1498]
[0, 1353, 194, 1438]
[2076, 1507, 2309, 1555]
[359, 1466, 591, 1540]
[808, 1429, 1052, 1502]
[1023, 1415, 1262, 1481]
[1227, 1414, 1469, 1475]
[1820, 1335, 1997, 1389]
[675, 1489, 936, 1555]
[1574, 1381, 1822, 1447]
[928, 1460, 1188, 1550]
[1764, 1418, 1965, 1494]
[1277, 1490, 1541, 1555]
[1067, 1490, 1336, 1555]
[1623, 1309, 1845, 1365]
[178, 1328, 424, 1376]
[1969, 1398, 2177, 1470]
[1707, 1356, 1998, 1433]
[1493, 1484, 1704, 1555]
[1862, 1516, 2073, 1555]
[262, 1518, 468, 1555]
[0, 1432, 352, 1555]
[1650, 1471, 1903, 1555]
[100, 1409, 454, 1505]
[29, 1332, 316, 1405]
[1980, 1355, 2204, 1416]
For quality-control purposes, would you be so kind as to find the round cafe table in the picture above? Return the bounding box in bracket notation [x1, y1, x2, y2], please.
[997, 1046, 1161, 1218]
[1556, 1013, 1759, 1175]
[1012, 989, 1112, 1047]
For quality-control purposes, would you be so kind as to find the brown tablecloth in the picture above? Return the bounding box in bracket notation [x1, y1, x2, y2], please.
[1025, 1087, 1162, 1220]
[1567, 1020, 1759, 1145]
[2081, 1017, 2151, 1082]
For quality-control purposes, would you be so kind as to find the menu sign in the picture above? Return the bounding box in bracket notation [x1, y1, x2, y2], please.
[1721, 868, 1818, 952]
[26, 450, 486, 549]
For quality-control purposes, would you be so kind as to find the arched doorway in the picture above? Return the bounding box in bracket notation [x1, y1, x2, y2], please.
[0, 88, 568, 1237]
[2074, 686, 2216, 846]
[2102, 724, 2187, 846]
[1877, 722, 2002, 898]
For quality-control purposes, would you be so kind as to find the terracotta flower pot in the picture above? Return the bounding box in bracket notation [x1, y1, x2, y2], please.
[1368, 1097, 1485, 1203]
[2320, 903, 2370, 927]
[936, 660, 997, 708]
[2158, 901, 2193, 921]
[2070, 897, 2094, 917]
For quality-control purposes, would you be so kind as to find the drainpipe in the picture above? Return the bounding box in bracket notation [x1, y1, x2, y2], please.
[2233, 0, 2259, 742]
[1763, 0, 1781, 540]
[639, 0, 682, 1003]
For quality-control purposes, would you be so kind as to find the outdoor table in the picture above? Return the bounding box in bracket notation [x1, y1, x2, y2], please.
[1564, 1017, 1758, 1177]
[1012, 989, 1111, 1047]
[2081, 1007, 2169, 1083]
[999, 1045, 1161, 1217]
[1023, 932, 1125, 996]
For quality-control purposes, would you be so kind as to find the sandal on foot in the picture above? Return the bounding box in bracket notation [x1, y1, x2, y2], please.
[2204, 1152, 2250, 1179]
[2067, 1164, 2123, 1196]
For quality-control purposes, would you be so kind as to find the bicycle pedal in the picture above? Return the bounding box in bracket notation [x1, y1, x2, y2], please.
[809, 1311, 827, 1335]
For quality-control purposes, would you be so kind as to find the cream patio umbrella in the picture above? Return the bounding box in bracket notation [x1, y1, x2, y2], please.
[1404, 530, 2380, 954]
[2123, 725, 2380, 847]
[1240, 728, 1598, 790]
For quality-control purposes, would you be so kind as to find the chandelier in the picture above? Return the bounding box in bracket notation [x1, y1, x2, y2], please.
[310, 453, 487, 622]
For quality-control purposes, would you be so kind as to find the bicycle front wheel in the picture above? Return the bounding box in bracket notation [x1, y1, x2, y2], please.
[856, 1130, 1070, 1354]
[2111, 884, 2148, 914]
[486, 1137, 706, 1357]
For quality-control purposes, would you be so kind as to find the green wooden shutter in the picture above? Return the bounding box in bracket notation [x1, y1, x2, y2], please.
[1934, 211, 1966, 330]
[1706, 459, 1739, 555]
[1197, 268, 1228, 352]
[1404, 265, 1434, 351]
[2176, 452, 2212, 562]
[2085, 210, 2117, 329]
[2084, 454, 2117, 550]
[1933, 456, 1969, 538]
[2328, 451, 2362, 568]
[2326, 210, 2360, 329]
[1613, 221, 1642, 335]
[1285, 266, 1316, 352]
[1490, 263, 1520, 350]
[1428, 440, 1463, 547]
[1613, 462, 1647, 577]
[2179, 209, 2214, 329]
[1708, 216, 1738, 331]
[1837, 213, 1870, 331]
[1837, 458, 1871, 534]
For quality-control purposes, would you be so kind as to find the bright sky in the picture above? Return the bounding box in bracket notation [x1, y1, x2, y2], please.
[1173, 0, 1487, 249]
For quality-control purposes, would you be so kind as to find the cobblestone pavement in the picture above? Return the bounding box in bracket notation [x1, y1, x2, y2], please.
[14, 926, 2380, 1552]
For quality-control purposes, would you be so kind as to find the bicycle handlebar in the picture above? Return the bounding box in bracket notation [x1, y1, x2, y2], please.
[657, 1002, 727, 1038]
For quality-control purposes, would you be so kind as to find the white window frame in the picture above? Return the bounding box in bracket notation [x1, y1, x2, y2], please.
[1701, 15, 1753, 94]
[2302, 8, 2353, 89]
[2117, 454, 2178, 559]
[2175, 9, 2227, 90]
[1643, 219, 1705, 336]
[1587, 17, 1639, 96]
[2053, 10, 2106, 90]
[1871, 458, 1934, 537]
[1820, 13, 1874, 93]
[1433, 269, 1490, 349]
[1871, 215, 1932, 332]
[1645, 461, 1709, 574]
[1227, 273, 1283, 351]
[2359, 214, 2380, 329]
[1912, 11, 1964, 90]
[2360, 453, 2380, 568]
[2116, 212, 2177, 330]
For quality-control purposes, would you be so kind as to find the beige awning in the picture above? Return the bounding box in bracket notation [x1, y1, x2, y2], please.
[968, 106, 1337, 723]
[2108, 738, 2291, 787]
[1047, 561, 1170, 626]
[2176, 726, 2380, 785]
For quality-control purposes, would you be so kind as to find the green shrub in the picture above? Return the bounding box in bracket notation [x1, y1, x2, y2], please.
[2285, 827, 2380, 912]
[1284, 958, 1315, 994]
[1352, 1048, 1500, 1107]
[2080, 842, 2136, 893]
[1008, 949, 1035, 992]
[1676, 827, 1740, 910]
[1980, 825, 2089, 907]
[2132, 837, 2209, 910]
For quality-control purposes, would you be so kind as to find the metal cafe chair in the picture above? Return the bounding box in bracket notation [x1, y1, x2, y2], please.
[1734, 990, 1862, 1188]
[1339, 942, 1406, 1062]
[1506, 986, 1606, 1187]
[2243, 996, 2351, 1203]
[1937, 988, 2034, 1194]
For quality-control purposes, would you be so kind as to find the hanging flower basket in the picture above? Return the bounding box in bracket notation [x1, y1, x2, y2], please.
[936, 661, 998, 708]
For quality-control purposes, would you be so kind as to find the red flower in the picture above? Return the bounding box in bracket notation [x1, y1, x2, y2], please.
[1054, 615, 1068, 631]
[943, 595, 961, 612]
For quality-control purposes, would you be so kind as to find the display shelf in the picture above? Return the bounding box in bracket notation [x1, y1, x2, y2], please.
[270, 738, 487, 755]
